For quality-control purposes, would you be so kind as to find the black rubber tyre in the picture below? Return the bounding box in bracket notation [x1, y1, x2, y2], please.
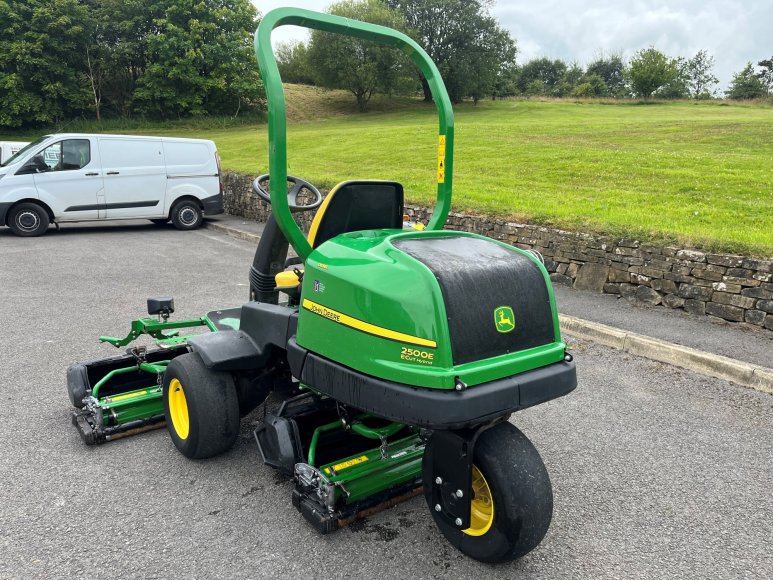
[162, 352, 240, 459]
[150, 218, 169, 225]
[8, 202, 50, 237]
[422, 422, 553, 564]
[66, 363, 90, 408]
[170, 200, 203, 230]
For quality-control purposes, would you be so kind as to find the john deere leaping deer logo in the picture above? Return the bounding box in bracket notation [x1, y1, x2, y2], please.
[494, 306, 515, 333]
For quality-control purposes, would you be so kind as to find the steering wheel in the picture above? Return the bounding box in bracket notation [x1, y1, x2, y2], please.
[252, 174, 323, 213]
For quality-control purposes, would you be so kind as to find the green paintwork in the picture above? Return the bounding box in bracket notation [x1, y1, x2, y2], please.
[89, 309, 236, 428]
[91, 361, 168, 399]
[99, 316, 215, 348]
[307, 418, 344, 467]
[320, 434, 424, 505]
[297, 229, 566, 389]
[305, 412, 422, 505]
[218, 317, 241, 331]
[100, 387, 164, 426]
[255, 8, 566, 392]
[255, 8, 454, 260]
[350, 419, 405, 440]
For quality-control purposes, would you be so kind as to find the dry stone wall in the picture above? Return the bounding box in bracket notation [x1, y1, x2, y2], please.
[223, 172, 773, 331]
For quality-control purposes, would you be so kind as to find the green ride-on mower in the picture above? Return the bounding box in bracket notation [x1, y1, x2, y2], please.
[66, 8, 577, 563]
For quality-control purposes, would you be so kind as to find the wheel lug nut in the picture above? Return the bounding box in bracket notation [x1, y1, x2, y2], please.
[455, 489, 463, 498]
[455, 518, 463, 526]
[434, 477, 442, 485]
[434, 504, 442, 512]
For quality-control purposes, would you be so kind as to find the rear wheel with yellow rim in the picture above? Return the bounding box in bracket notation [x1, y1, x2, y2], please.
[422, 422, 553, 563]
[162, 352, 240, 459]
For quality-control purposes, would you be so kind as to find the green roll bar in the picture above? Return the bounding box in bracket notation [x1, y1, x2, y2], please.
[255, 7, 455, 261]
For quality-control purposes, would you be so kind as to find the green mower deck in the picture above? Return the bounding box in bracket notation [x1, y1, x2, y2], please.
[68, 303, 241, 445]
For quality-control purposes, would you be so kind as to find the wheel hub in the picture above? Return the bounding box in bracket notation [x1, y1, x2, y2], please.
[179, 207, 196, 226]
[17, 211, 39, 231]
[168, 378, 189, 439]
[464, 466, 494, 536]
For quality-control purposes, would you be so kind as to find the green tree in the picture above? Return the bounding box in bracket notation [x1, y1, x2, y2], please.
[726, 63, 768, 99]
[757, 56, 773, 92]
[657, 56, 689, 99]
[276, 41, 315, 85]
[308, 0, 409, 112]
[387, 0, 517, 103]
[553, 61, 583, 97]
[572, 73, 606, 97]
[627, 47, 677, 98]
[491, 61, 519, 99]
[685, 50, 718, 99]
[517, 58, 567, 96]
[133, 0, 263, 118]
[586, 53, 628, 97]
[0, 0, 93, 128]
[456, 23, 517, 104]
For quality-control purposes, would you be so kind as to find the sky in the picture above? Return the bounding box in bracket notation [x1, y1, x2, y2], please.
[252, 1, 772, 89]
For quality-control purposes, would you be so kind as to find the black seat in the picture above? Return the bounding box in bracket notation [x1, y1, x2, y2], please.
[275, 180, 405, 293]
[307, 180, 404, 248]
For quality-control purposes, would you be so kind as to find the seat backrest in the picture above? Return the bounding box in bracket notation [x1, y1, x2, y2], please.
[307, 180, 404, 248]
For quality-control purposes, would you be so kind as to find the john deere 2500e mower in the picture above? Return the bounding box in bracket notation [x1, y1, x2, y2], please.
[66, 8, 577, 563]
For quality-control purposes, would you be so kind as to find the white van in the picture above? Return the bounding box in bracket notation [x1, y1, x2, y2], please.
[0, 141, 29, 164]
[0, 133, 224, 236]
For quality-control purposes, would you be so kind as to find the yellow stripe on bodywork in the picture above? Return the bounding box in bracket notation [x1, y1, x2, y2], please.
[302, 299, 437, 348]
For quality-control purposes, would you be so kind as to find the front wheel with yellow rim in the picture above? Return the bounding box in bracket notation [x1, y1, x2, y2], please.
[422, 422, 553, 564]
[162, 352, 240, 459]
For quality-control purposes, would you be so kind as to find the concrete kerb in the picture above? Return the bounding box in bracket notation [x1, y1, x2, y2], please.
[560, 314, 773, 395]
[206, 220, 261, 243]
[205, 220, 773, 396]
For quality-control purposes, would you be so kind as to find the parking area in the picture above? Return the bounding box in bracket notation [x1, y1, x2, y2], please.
[1, 221, 771, 579]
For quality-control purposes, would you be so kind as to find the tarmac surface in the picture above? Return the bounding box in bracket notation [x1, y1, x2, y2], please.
[1, 220, 771, 579]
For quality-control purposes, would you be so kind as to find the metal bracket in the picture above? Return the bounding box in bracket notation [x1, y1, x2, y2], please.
[428, 419, 505, 530]
[429, 429, 475, 529]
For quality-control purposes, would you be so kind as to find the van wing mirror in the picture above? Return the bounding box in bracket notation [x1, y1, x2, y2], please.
[15, 162, 39, 175]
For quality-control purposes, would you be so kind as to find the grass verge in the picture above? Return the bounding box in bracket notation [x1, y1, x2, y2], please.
[3, 87, 771, 256]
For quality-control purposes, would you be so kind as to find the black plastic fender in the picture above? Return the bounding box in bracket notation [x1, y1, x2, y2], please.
[188, 331, 267, 371]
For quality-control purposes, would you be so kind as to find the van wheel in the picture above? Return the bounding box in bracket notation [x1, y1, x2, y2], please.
[171, 200, 203, 230]
[8, 202, 50, 237]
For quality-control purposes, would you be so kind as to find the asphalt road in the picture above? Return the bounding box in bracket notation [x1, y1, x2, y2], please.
[1, 221, 771, 579]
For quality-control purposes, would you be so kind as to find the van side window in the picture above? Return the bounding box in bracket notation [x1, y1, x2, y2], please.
[33, 140, 91, 172]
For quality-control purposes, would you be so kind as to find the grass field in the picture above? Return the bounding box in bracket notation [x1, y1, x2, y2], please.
[4, 86, 772, 255]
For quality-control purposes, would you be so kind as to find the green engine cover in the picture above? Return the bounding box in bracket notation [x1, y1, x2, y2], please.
[296, 229, 566, 390]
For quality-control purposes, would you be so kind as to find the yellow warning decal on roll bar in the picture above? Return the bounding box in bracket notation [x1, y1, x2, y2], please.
[437, 135, 446, 183]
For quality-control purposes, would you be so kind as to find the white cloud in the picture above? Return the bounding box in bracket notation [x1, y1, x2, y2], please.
[252, 1, 772, 88]
[252, 1, 330, 46]
[492, 0, 772, 88]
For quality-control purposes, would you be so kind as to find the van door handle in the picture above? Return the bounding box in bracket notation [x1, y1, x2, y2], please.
[106, 171, 119, 175]
[85, 172, 99, 176]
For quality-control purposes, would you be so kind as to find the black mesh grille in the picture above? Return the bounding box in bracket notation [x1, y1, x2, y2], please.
[394, 237, 555, 365]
